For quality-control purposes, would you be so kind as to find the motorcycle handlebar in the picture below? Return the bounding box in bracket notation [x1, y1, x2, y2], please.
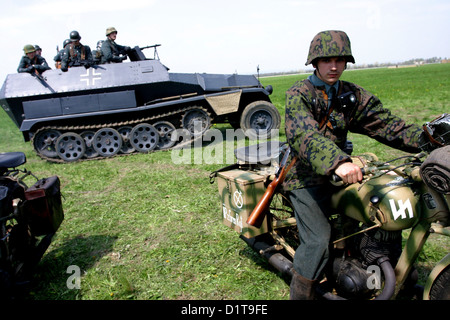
[331, 167, 366, 183]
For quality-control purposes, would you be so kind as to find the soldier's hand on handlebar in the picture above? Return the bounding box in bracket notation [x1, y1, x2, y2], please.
[334, 162, 363, 184]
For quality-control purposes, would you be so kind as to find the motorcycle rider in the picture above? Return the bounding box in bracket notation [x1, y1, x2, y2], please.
[100, 27, 131, 64]
[284, 30, 425, 299]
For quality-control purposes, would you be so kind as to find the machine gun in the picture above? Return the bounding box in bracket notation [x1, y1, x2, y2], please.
[128, 44, 161, 61]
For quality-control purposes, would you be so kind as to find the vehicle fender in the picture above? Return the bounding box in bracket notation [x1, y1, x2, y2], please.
[423, 252, 450, 300]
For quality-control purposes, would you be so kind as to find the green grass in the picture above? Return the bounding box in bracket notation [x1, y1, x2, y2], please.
[1, 63, 449, 300]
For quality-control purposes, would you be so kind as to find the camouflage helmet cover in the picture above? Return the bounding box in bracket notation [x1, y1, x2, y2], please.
[23, 44, 36, 54]
[106, 27, 117, 36]
[306, 30, 355, 66]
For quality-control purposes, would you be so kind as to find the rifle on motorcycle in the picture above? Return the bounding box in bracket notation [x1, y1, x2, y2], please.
[246, 146, 296, 228]
[0, 152, 64, 297]
[212, 114, 450, 300]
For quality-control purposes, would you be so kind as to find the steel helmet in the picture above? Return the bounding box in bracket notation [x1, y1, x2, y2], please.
[306, 30, 355, 66]
[69, 30, 81, 41]
[23, 44, 36, 54]
[106, 27, 117, 36]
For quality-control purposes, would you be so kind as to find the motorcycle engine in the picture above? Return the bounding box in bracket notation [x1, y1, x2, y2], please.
[332, 228, 402, 298]
[333, 257, 374, 298]
[359, 228, 402, 265]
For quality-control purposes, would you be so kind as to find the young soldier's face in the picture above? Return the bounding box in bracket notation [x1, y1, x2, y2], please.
[315, 57, 347, 85]
[26, 51, 36, 59]
[108, 32, 117, 41]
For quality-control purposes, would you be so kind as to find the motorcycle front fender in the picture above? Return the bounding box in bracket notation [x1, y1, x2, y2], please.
[423, 252, 450, 300]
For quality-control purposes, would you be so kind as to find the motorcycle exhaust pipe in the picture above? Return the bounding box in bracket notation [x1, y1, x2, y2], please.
[374, 256, 395, 300]
[240, 235, 396, 300]
[239, 235, 293, 278]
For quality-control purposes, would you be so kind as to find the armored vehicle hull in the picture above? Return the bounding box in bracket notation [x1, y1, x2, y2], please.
[0, 47, 279, 162]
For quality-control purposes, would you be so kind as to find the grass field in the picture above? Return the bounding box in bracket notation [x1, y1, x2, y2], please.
[1, 63, 449, 300]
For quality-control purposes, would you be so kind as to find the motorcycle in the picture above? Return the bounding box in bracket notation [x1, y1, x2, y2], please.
[212, 115, 449, 300]
[0, 152, 64, 297]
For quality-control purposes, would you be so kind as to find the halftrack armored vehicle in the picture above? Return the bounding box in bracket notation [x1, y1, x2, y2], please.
[0, 45, 279, 162]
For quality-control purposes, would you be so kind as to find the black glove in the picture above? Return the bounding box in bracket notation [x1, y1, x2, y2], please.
[61, 67, 68, 72]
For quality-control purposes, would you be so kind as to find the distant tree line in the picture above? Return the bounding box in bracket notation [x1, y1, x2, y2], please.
[259, 57, 448, 77]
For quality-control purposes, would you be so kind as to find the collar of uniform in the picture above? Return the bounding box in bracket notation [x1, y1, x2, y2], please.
[308, 72, 340, 99]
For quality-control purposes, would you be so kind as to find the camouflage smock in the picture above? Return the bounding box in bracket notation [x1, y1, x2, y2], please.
[284, 76, 423, 191]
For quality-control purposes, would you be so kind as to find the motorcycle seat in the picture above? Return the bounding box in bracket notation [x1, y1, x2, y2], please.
[0, 152, 26, 169]
[234, 141, 286, 164]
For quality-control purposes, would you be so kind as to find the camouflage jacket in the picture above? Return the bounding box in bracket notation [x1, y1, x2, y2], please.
[283, 75, 423, 191]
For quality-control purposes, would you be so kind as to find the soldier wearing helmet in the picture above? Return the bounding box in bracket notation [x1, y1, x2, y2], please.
[61, 30, 93, 72]
[34, 45, 42, 56]
[284, 30, 424, 299]
[54, 39, 71, 69]
[17, 44, 51, 74]
[100, 27, 131, 64]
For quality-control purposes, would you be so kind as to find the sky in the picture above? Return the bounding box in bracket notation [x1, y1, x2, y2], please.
[1, 0, 449, 82]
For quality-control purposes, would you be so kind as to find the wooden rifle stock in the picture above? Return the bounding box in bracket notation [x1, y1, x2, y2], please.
[246, 150, 296, 228]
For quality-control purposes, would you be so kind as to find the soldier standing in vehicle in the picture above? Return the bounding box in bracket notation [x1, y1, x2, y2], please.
[100, 27, 131, 64]
[54, 39, 70, 69]
[17, 44, 51, 75]
[92, 40, 104, 65]
[284, 30, 425, 299]
[61, 30, 93, 72]
[34, 45, 42, 56]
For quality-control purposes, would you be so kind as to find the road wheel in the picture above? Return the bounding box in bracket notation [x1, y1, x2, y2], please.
[80, 131, 99, 159]
[33, 129, 61, 158]
[55, 132, 85, 162]
[154, 121, 177, 149]
[93, 128, 123, 157]
[118, 126, 135, 154]
[130, 123, 159, 153]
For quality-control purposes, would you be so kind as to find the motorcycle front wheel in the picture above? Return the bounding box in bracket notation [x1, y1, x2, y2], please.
[429, 265, 450, 300]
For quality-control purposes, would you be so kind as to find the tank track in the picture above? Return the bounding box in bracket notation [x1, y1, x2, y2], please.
[31, 105, 212, 163]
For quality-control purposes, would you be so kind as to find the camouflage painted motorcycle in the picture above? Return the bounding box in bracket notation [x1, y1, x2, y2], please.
[213, 116, 449, 300]
[0, 152, 64, 297]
